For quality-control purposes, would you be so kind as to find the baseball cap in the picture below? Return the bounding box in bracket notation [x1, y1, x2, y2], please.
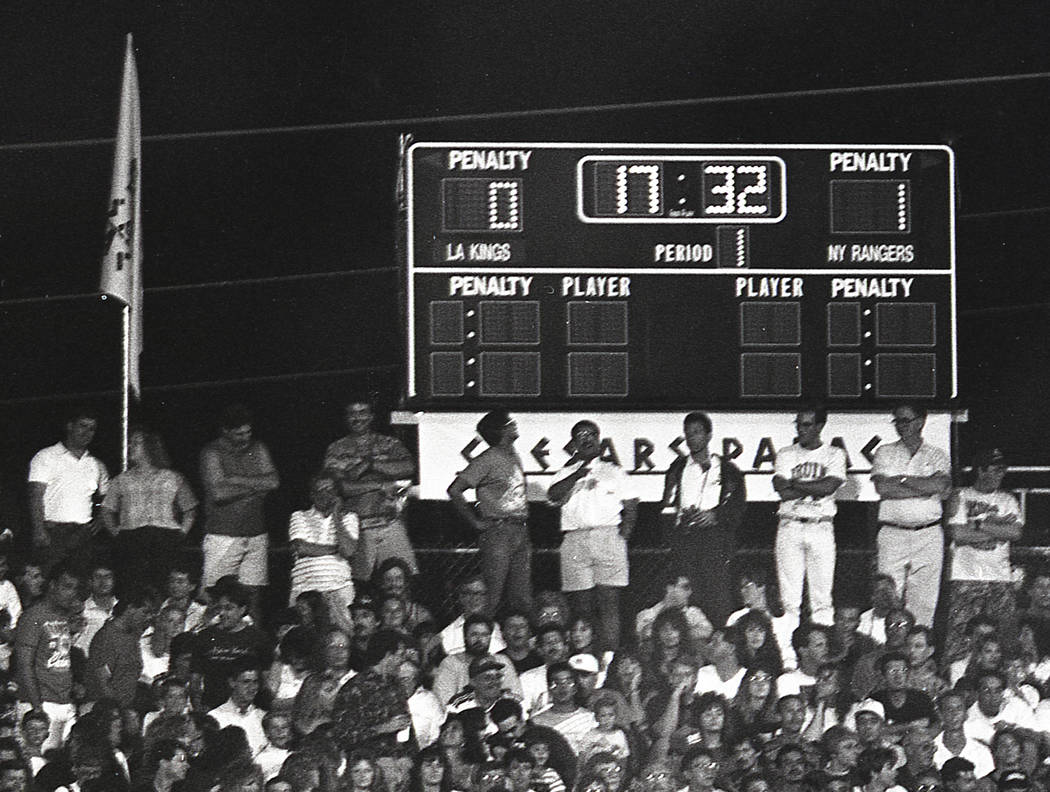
[847, 698, 886, 729]
[974, 447, 1007, 468]
[469, 654, 504, 677]
[568, 653, 600, 674]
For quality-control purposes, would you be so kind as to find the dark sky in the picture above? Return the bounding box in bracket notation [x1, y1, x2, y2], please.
[1, 1, 1049, 482]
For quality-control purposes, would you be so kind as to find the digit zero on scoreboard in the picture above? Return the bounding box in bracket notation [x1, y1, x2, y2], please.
[405, 143, 956, 409]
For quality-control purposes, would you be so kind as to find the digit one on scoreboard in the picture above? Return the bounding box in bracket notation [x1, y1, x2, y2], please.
[405, 143, 956, 411]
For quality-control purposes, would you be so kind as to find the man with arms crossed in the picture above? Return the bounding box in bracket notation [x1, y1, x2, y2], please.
[772, 406, 846, 626]
[871, 403, 951, 627]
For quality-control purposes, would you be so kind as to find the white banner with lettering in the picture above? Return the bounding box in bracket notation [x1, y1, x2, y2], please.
[416, 411, 952, 502]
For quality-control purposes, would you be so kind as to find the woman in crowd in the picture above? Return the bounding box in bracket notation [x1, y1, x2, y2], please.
[439, 714, 486, 792]
[410, 745, 458, 792]
[141, 604, 188, 689]
[137, 737, 190, 792]
[100, 427, 197, 591]
[347, 750, 387, 792]
[730, 667, 779, 738]
[732, 611, 783, 674]
[374, 558, 434, 630]
[269, 625, 318, 712]
[598, 650, 647, 730]
[689, 693, 733, 775]
[643, 610, 695, 690]
[569, 616, 599, 661]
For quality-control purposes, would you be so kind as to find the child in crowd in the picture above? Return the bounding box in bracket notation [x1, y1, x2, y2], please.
[578, 695, 631, 763]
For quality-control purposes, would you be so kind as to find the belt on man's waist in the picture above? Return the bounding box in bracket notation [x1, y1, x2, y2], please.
[879, 520, 942, 531]
[780, 515, 834, 525]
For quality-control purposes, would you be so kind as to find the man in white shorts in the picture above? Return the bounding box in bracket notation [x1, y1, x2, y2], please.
[547, 420, 638, 657]
[199, 404, 280, 625]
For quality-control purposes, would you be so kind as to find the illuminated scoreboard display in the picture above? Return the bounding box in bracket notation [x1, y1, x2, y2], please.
[405, 142, 956, 408]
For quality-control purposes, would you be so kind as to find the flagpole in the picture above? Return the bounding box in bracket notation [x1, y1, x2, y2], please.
[122, 303, 130, 470]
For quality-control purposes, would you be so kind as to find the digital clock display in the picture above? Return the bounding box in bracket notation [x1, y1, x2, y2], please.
[579, 156, 786, 222]
[405, 142, 956, 409]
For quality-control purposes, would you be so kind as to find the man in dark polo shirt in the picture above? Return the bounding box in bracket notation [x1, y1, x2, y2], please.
[190, 577, 274, 711]
[200, 403, 279, 625]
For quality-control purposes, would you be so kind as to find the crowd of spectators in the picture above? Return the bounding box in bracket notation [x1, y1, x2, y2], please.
[1, 397, 1047, 792]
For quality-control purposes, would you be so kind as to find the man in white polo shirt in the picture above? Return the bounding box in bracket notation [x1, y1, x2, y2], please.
[547, 420, 638, 657]
[28, 408, 109, 571]
[871, 403, 952, 627]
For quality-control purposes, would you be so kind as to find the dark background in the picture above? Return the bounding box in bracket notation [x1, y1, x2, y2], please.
[1, 2, 1049, 571]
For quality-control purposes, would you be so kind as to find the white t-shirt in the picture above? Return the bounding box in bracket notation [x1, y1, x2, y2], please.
[28, 443, 109, 524]
[550, 459, 636, 532]
[775, 443, 847, 520]
[948, 487, 1020, 581]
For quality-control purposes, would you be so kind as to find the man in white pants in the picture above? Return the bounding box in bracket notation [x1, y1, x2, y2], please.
[772, 406, 846, 626]
[871, 403, 952, 627]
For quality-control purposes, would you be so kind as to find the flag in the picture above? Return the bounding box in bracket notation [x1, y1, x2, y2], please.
[100, 34, 143, 398]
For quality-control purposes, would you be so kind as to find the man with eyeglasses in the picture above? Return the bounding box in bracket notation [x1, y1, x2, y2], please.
[772, 406, 846, 627]
[439, 575, 506, 657]
[871, 403, 952, 627]
[547, 420, 638, 657]
[449, 408, 533, 617]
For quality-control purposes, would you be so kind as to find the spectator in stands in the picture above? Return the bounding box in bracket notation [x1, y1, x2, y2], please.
[635, 573, 712, 650]
[679, 744, 724, 792]
[964, 671, 1039, 747]
[870, 652, 937, 735]
[199, 403, 280, 626]
[547, 420, 638, 657]
[27, 407, 109, 573]
[140, 737, 191, 792]
[934, 690, 994, 779]
[1020, 568, 1050, 625]
[895, 726, 939, 792]
[733, 610, 784, 675]
[14, 557, 45, 611]
[871, 403, 952, 627]
[533, 591, 571, 631]
[75, 559, 117, 655]
[904, 626, 947, 697]
[14, 563, 82, 750]
[772, 743, 811, 792]
[374, 557, 433, 631]
[190, 577, 274, 711]
[727, 566, 797, 670]
[772, 406, 847, 627]
[0, 551, 21, 673]
[941, 758, 978, 792]
[695, 627, 747, 700]
[519, 623, 572, 719]
[100, 427, 197, 593]
[731, 667, 779, 739]
[288, 470, 359, 635]
[858, 574, 900, 646]
[331, 629, 414, 755]
[162, 562, 207, 634]
[641, 608, 697, 689]
[852, 606, 915, 700]
[397, 656, 444, 749]
[207, 664, 266, 755]
[292, 627, 354, 736]
[448, 409, 532, 618]
[778, 623, 829, 697]
[597, 650, 646, 731]
[142, 604, 187, 687]
[828, 600, 878, 683]
[944, 447, 1023, 663]
[439, 575, 506, 658]
[324, 398, 417, 585]
[661, 411, 746, 628]
[85, 587, 154, 719]
[530, 662, 598, 757]
[432, 614, 520, 707]
[853, 746, 902, 792]
[499, 610, 542, 675]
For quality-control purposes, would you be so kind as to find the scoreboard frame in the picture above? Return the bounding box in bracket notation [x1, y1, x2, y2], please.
[404, 141, 958, 410]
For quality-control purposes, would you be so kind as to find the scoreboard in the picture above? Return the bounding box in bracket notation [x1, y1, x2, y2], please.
[405, 142, 956, 409]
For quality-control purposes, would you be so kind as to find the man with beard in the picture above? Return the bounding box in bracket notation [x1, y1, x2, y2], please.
[433, 614, 521, 706]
